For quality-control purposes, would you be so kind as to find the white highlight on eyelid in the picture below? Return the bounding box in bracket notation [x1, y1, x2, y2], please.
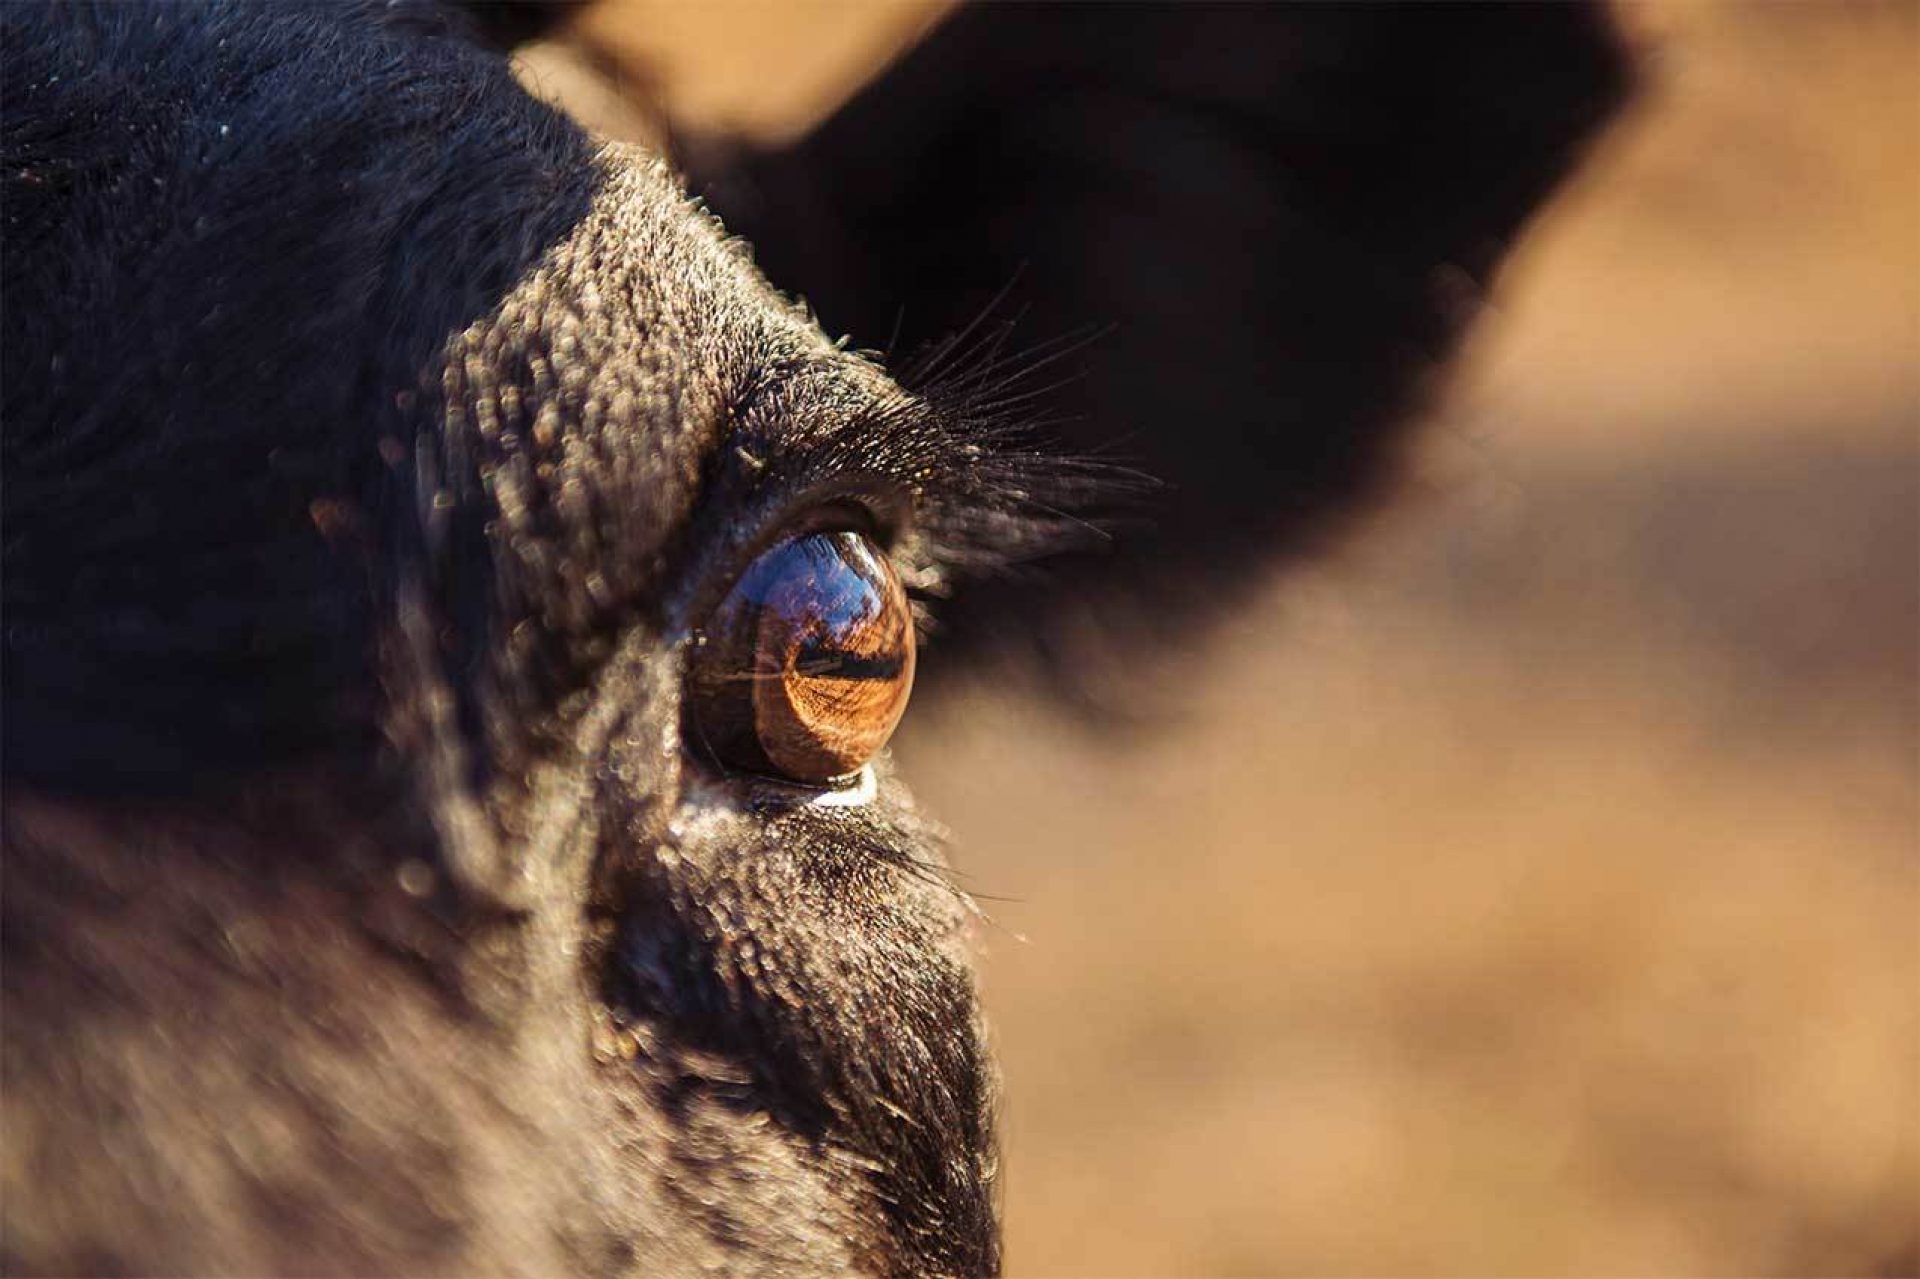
[809, 764, 876, 808]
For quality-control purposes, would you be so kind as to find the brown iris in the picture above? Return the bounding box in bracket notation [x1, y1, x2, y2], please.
[687, 530, 916, 785]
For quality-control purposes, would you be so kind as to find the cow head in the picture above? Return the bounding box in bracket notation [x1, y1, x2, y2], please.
[0, 3, 1627, 1274]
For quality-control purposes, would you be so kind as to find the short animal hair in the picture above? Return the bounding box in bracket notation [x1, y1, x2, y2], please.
[1, 3, 1628, 1273]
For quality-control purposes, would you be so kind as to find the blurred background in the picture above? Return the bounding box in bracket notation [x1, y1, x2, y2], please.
[533, 4, 1917, 1273]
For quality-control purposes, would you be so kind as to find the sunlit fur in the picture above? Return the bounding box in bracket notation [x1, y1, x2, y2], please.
[3, 7, 1010, 1272]
[0, 2, 1627, 1274]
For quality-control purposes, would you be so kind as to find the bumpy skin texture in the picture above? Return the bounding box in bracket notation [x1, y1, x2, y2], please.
[4, 8, 997, 1274]
[0, 2, 1627, 1275]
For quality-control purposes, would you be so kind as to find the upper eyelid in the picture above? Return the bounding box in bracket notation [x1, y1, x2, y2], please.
[681, 343, 1085, 634]
[722, 350, 882, 448]
[667, 447, 917, 645]
[711, 355, 936, 549]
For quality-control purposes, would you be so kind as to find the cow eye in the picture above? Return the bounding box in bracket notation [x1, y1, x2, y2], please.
[687, 529, 915, 786]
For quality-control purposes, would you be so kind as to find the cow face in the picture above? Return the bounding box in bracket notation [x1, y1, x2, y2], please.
[1, 2, 1628, 1275]
[0, 7, 1052, 1273]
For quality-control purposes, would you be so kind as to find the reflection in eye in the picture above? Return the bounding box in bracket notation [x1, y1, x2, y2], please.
[687, 531, 915, 785]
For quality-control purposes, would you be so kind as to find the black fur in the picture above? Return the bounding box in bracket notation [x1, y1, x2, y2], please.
[2, 1, 598, 786]
[0, 2, 1628, 1274]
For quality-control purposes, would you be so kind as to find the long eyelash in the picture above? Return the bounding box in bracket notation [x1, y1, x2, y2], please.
[721, 297, 1153, 649]
[865, 309, 1157, 609]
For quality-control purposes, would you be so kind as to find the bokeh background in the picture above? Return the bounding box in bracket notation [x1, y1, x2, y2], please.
[530, 4, 1918, 1273]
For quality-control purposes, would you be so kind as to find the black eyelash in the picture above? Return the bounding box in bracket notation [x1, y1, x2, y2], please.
[835, 317, 1156, 632]
[685, 301, 1153, 664]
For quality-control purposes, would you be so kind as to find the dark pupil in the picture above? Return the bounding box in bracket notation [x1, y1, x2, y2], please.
[791, 641, 905, 681]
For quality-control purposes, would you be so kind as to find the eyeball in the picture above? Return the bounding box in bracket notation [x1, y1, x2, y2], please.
[687, 530, 915, 785]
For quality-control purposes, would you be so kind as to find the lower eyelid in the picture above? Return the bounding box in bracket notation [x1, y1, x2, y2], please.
[679, 763, 877, 816]
[803, 764, 877, 808]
